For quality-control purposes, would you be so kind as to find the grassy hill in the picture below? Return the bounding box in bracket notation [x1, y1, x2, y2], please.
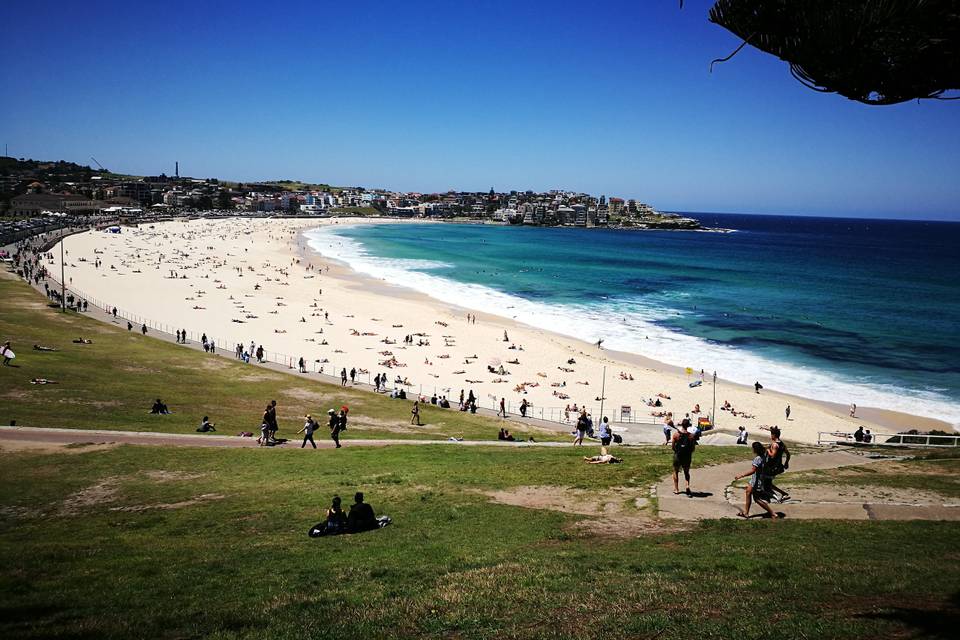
[0, 272, 540, 441]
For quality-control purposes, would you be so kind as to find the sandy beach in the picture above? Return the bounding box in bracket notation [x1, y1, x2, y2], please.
[47, 217, 949, 444]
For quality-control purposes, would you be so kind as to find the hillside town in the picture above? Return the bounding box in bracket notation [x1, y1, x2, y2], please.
[0, 156, 701, 229]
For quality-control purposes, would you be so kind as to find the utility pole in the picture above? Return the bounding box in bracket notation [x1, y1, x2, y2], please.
[598, 365, 607, 422]
[712, 371, 718, 428]
[60, 226, 66, 312]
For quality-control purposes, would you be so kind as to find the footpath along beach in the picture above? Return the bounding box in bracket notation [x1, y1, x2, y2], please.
[43, 217, 949, 444]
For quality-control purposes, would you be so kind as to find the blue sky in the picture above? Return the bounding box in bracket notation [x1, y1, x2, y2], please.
[2, 0, 958, 219]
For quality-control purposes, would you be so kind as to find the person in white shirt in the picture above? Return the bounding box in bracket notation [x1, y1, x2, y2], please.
[736, 426, 749, 445]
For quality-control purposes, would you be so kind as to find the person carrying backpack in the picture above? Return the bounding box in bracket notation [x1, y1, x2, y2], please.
[765, 426, 791, 502]
[671, 422, 696, 495]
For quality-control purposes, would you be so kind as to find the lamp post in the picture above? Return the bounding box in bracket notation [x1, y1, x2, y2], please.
[598, 365, 607, 422]
[59, 223, 66, 312]
[712, 371, 718, 428]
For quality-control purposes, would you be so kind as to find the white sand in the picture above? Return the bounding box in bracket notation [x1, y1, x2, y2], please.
[49, 217, 926, 443]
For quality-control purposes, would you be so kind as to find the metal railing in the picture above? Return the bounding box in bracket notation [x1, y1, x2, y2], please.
[818, 431, 960, 447]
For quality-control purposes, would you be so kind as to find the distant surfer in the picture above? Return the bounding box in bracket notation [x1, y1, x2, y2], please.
[596, 338, 604, 349]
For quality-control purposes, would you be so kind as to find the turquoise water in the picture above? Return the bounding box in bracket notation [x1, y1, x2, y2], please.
[305, 214, 960, 424]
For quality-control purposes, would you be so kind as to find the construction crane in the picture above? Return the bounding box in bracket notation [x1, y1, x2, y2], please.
[90, 156, 106, 171]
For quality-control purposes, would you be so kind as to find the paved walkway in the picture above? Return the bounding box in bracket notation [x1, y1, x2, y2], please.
[655, 450, 960, 521]
[0, 425, 569, 450]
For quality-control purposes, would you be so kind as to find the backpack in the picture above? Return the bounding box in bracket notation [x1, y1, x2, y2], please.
[612, 433, 623, 444]
[674, 432, 694, 455]
[764, 445, 785, 476]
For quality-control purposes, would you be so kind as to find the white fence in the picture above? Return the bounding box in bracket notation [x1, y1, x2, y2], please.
[818, 431, 960, 447]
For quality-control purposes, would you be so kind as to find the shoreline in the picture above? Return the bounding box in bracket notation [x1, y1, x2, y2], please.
[301, 220, 953, 436]
[46, 217, 953, 443]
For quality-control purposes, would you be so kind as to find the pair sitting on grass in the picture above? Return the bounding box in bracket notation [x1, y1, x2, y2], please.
[150, 399, 171, 415]
[309, 492, 391, 538]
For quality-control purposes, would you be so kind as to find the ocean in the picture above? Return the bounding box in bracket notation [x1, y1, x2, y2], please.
[304, 214, 960, 425]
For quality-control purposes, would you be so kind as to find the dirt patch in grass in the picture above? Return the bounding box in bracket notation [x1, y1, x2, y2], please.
[236, 372, 285, 382]
[142, 470, 208, 482]
[351, 416, 444, 434]
[483, 485, 671, 538]
[109, 493, 225, 512]
[282, 387, 327, 403]
[58, 477, 121, 515]
[484, 485, 640, 517]
[0, 440, 118, 455]
[196, 358, 231, 371]
[787, 484, 953, 506]
[572, 515, 690, 537]
[117, 365, 161, 374]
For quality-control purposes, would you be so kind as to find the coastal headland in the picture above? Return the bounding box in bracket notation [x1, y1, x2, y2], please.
[47, 216, 950, 443]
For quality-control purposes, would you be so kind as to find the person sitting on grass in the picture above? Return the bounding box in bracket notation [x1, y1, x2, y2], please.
[733, 442, 780, 519]
[309, 496, 348, 537]
[150, 399, 170, 415]
[583, 453, 622, 464]
[196, 416, 216, 432]
[324, 496, 347, 534]
[347, 492, 377, 533]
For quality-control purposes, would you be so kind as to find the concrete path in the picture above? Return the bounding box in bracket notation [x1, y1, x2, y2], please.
[655, 450, 960, 521]
[0, 425, 569, 450]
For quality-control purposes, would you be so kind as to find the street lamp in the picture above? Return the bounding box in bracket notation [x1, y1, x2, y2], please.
[59, 223, 66, 312]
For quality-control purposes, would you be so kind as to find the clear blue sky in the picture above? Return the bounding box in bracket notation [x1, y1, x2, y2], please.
[2, 0, 958, 219]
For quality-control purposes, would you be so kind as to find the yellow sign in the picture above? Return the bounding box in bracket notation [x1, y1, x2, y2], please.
[684, 367, 693, 375]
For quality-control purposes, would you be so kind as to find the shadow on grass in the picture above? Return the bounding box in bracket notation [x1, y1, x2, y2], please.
[854, 590, 960, 639]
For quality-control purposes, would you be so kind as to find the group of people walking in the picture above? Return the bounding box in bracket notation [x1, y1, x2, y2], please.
[295, 407, 348, 449]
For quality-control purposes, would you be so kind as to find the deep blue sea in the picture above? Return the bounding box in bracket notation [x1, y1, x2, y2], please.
[305, 214, 960, 423]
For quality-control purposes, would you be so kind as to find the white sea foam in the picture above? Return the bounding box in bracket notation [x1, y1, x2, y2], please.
[305, 226, 959, 427]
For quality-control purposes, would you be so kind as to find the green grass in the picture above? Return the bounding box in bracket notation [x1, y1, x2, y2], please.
[1, 444, 958, 640]
[0, 273, 541, 441]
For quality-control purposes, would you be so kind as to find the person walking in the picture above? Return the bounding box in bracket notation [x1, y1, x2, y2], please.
[266, 400, 279, 442]
[298, 357, 306, 373]
[766, 426, 791, 502]
[662, 413, 674, 445]
[498, 397, 506, 418]
[127, 321, 132, 331]
[574, 409, 588, 446]
[298, 414, 317, 449]
[141, 323, 147, 335]
[519, 398, 528, 418]
[598, 416, 612, 453]
[327, 409, 341, 448]
[734, 441, 779, 519]
[410, 400, 421, 426]
[671, 421, 696, 495]
[341, 368, 348, 387]
[785, 404, 791, 420]
[350, 367, 356, 384]
[1, 341, 13, 366]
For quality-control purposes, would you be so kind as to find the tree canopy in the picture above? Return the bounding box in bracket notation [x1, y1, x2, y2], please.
[706, 0, 960, 105]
